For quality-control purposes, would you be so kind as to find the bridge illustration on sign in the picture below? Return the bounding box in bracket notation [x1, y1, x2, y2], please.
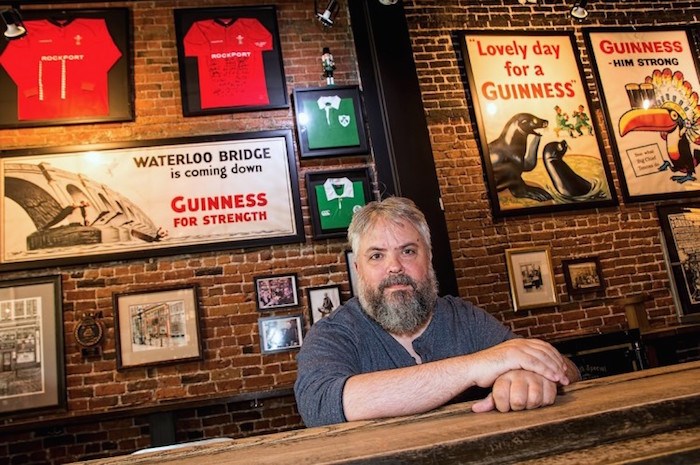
[4, 162, 163, 252]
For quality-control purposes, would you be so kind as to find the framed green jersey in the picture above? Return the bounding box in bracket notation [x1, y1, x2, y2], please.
[293, 85, 370, 158]
[306, 167, 374, 239]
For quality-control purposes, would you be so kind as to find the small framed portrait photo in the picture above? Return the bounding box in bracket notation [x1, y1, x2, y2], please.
[254, 274, 299, 311]
[258, 314, 303, 354]
[505, 246, 559, 311]
[562, 257, 605, 295]
[307, 285, 341, 324]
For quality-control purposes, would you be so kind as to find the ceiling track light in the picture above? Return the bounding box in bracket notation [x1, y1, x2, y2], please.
[570, 0, 589, 21]
[1, 7, 27, 40]
[316, 0, 339, 28]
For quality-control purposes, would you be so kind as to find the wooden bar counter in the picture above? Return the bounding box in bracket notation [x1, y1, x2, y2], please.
[72, 361, 700, 465]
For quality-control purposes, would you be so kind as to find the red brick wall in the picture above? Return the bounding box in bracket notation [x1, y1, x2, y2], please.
[0, 0, 698, 463]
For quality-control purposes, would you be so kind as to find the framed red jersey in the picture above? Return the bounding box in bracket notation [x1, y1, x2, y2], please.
[0, 8, 134, 129]
[174, 6, 289, 117]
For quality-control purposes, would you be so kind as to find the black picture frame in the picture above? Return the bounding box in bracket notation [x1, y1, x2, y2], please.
[258, 314, 303, 354]
[562, 257, 605, 295]
[459, 31, 617, 218]
[306, 167, 373, 239]
[254, 274, 300, 311]
[345, 249, 359, 297]
[0, 275, 65, 418]
[0, 130, 304, 272]
[657, 203, 700, 322]
[293, 85, 370, 158]
[307, 284, 341, 324]
[0, 8, 134, 129]
[113, 285, 203, 370]
[174, 6, 288, 117]
[584, 27, 700, 203]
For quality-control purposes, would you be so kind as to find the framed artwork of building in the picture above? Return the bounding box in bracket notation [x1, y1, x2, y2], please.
[0, 8, 134, 129]
[113, 286, 203, 370]
[584, 27, 700, 202]
[174, 6, 288, 117]
[0, 130, 304, 271]
[505, 246, 558, 311]
[293, 85, 370, 158]
[459, 31, 617, 218]
[306, 167, 373, 239]
[0, 275, 65, 417]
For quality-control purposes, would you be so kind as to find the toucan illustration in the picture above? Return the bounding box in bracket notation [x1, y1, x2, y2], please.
[618, 68, 700, 184]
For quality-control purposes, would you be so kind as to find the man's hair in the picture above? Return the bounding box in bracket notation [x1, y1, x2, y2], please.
[347, 196, 432, 258]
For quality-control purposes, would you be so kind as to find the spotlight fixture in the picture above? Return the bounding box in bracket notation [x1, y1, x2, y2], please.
[316, 0, 339, 27]
[570, 0, 589, 20]
[1, 8, 27, 40]
[378, 0, 399, 5]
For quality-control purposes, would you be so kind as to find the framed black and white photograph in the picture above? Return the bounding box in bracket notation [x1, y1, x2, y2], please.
[0, 8, 134, 129]
[307, 285, 341, 324]
[174, 5, 288, 117]
[0, 275, 65, 417]
[505, 246, 558, 311]
[657, 203, 700, 322]
[255, 274, 299, 311]
[306, 167, 373, 239]
[562, 257, 605, 295]
[258, 314, 303, 354]
[113, 286, 202, 370]
[293, 85, 370, 158]
[345, 249, 359, 297]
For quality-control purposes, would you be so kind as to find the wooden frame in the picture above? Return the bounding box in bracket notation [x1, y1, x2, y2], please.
[258, 314, 303, 354]
[505, 246, 558, 311]
[562, 257, 605, 295]
[459, 31, 617, 218]
[307, 284, 341, 324]
[254, 274, 299, 311]
[293, 85, 370, 158]
[0, 275, 65, 417]
[0, 130, 304, 272]
[306, 167, 373, 239]
[174, 5, 288, 117]
[113, 285, 202, 370]
[584, 27, 700, 203]
[657, 203, 700, 322]
[0, 8, 133, 129]
[345, 249, 359, 297]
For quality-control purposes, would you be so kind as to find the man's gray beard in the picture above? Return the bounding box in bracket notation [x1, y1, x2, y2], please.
[358, 268, 439, 336]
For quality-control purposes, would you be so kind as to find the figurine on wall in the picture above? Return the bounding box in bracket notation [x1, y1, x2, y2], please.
[322, 47, 336, 85]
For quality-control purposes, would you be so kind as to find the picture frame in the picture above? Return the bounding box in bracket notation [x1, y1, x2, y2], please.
[254, 274, 299, 311]
[174, 6, 288, 117]
[584, 27, 700, 203]
[258, 314, 303, 354]
[657, 203, 700, 322]
[562, 256, 605, 295]
[293, 85, 370, 158]
[0, 130, 304, 272]
[459, 31, 617, 218]
[306, 167, 373, 239]
[345, 249, 359, 297]
[505, 246, 559, 311]
[307, 284, 341, 324]
[0, 8, 134, 129]
[113, 285, 203, 370]
[0, 275, 65, 417]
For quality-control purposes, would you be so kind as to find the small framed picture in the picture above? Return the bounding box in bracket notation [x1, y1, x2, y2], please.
[345, 250, 360, 297]
[254, 274, 299, 311]
[505, 246, 559, 311]
[562, 257, 605, 295]
[113, 286, 203, 370]
[293, 85, 370, 158]
[258, 314, 303, 354]
[307, 285, 342, 324]
[306, 167, 373, 239]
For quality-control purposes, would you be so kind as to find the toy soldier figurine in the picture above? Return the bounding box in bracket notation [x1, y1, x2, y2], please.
[322, 47, 336, 85]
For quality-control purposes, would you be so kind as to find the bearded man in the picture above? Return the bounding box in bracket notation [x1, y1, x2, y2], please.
[294, 197, 580, 427]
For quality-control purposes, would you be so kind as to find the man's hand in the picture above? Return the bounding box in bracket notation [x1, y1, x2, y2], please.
[471, 369, 558, 413]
